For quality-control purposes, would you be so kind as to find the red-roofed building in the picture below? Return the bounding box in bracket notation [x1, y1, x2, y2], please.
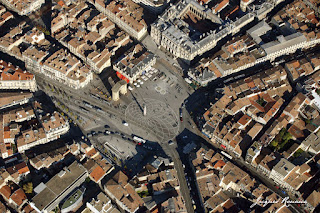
[0, 60, 37, 91]
[237, 114, 252, 129]
[0, 185, 11, 199]
[288, 124, 305, 139]
[86, 147, 99, 159]
[213, 160, 226, 169]
[16, 162, 30, 175]
[214, 0, 229, 13]
[10, 188, 27, 207]
[90, 165, 106, 184]
[0, 185, 27, 210]
[6, 162, 30, 183]
[57, 0, 65, 7]
[22, 204, 35, 213]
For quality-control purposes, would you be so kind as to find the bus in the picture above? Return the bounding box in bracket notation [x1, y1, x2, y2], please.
[79, 106, 89, 113]
[221, 151, 233, 160]
[133, 136, 146, 144]
[83, 101, 93, 109]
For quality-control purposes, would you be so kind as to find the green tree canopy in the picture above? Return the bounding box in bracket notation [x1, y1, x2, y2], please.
[23, 182, 33, 194]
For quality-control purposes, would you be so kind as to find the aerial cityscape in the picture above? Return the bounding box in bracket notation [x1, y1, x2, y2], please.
[0, 0, 319, 212]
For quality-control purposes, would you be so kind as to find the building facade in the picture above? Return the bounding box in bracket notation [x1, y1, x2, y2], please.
[0, 0, 45, 15]
[0, 60, 37, 92]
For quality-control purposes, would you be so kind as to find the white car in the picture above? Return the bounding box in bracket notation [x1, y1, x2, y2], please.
[140, 81, 144, 85]
[136, 84, 140, 87]
[128, 86, 133, 91]
[122, 121, 129, 126]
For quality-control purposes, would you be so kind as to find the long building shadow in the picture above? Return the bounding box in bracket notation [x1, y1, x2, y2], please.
[100, 141, 169, 185]
[175, 128, 207, 213]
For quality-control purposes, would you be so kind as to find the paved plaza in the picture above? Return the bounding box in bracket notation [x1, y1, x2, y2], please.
[125, 98, 179, 142]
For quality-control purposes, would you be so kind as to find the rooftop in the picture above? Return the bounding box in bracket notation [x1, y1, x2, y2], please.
[0, 60, 34, 82]
[272, 158, 295, 178]
[0, 92, 32, 109]
[32, 161, 87, 211]
[61, 188, 83, 210]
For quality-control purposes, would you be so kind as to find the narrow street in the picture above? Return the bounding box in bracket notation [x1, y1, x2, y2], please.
[161, 143, 195, 213]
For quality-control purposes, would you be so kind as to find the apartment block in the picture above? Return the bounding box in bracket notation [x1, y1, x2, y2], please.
[51, 0, 133, 74]
[0, 24, 93, 89]
[104, 171, 145, 213]
[202, 66, 291, 157]
[113, 44, 156, 83]
[31, 161, 88, 213]
[0, 0, 44, 15]
[89, 0, 148, 40]
[0, 60, 37, 91]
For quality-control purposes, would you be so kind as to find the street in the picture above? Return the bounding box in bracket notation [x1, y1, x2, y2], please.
[1, 1, 320, 213]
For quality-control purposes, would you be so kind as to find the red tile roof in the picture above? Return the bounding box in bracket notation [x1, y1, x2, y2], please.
[238, 114, 251, 126]
[0, 60, 34, 81]
[213, 160, 226, 169]
[90, 165, 105, 183]
[10, 188, 26, 206]
[0, 185, 11, 199]
[16, 162, 30, 175]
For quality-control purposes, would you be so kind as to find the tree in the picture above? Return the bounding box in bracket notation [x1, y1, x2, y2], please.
[85, 177, 91, 183]
[23, 182, 33, 194]
[279, 128, 287, 138]
[270, 140, 278, 148]
[11, 144, 17, 153]
[282, 132, 292, 142]
[257, 98, 266, 107]
[293, 148, 304, 158]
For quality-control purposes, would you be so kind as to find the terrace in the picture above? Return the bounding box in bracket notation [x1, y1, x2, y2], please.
[61, 189, 83, 210]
